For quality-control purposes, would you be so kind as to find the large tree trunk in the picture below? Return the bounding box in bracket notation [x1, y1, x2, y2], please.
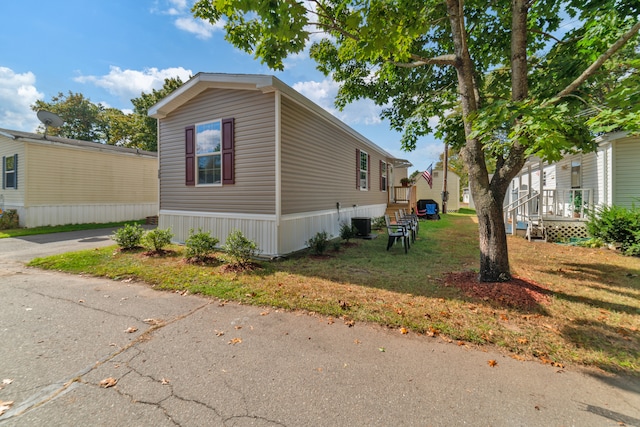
[447, 0, 527, 282]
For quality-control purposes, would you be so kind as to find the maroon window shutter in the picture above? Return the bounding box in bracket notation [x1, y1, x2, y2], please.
[185, 125, 195, 186]
[222, 118, 235, 184]
[355, 148, 360, 189]
[367, 154, 371, 190]
[380, 160, 384, 191]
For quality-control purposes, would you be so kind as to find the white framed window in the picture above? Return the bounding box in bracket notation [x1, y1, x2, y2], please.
[2, 155, 17, 189]
[380, 161, 387, 191]
[360, 150, 368, 190]
[571, 160, 581, 188]
[196, 120, 222, 185]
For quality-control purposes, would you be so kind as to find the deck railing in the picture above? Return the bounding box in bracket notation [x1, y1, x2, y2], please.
[541, 188, 592, 220]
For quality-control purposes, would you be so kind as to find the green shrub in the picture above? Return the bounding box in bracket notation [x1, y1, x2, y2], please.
[141, 228, 173, 252]
[112, 223, 145, 249]
[0, 209, 19, 230]
[587, 204, 640, 256]
[223, 229, 259, 266]
[185, 228, 219, 261]
[339, 221, 358, 242]
[307, 230, 329, 255]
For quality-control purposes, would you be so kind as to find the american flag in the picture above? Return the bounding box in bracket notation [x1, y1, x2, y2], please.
[422, 163, 433, 188]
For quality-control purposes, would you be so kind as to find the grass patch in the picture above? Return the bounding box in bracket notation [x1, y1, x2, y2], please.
[0, 220, 146, 239]
[28, 211, 640, 375]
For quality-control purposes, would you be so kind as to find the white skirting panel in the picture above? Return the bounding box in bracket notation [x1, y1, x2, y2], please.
[23, 203, 158, 228]
[160, 204, 386, 257]
[159, 210, 279, 256]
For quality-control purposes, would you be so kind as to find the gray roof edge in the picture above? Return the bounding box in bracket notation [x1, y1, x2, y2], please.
[0, 128, 157, 157]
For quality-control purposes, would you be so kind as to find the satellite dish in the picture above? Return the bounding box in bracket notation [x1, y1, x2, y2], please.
[37, 110, 64, 139]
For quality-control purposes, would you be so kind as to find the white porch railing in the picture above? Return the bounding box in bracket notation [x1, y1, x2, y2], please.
[540, 188, 593, 220]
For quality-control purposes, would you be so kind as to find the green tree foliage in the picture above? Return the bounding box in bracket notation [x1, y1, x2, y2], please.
[32, 91, 106, 141]
[130, 77, 185, 151]
[31, 77, 185, 151]
[193, 0, 639, 282]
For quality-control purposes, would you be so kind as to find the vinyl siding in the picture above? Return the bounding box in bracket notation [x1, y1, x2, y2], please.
[279, 96, 388, 215]
[25, 141, 157, 205]
[613, 136, 640, 208]
[159, 88, 276, 214]
[415, 170, 461, 211]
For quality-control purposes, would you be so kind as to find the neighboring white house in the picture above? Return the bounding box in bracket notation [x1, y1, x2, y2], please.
[0, 128, 158, 228]
[506, 131, 639, 241]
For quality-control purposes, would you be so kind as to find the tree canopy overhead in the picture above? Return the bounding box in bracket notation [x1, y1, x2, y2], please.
[193, 0, 639, 281]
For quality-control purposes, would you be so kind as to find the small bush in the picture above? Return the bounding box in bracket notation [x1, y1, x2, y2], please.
[185, 228, 219, 261]
[112, 223, 145, 249]
[339, 222, 358, 242]
[0, 209, 19, 230]
[307, 230, 329, 255]
[141, 228, 173, 252]
[223, 229, 259, 266]
[587, 204, 640, 256]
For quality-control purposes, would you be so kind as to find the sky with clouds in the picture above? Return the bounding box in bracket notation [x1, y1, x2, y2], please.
[0, 0, 444, 173]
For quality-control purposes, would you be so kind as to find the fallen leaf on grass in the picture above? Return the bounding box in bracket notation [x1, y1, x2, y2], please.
[0, 400, 14, 416]
[327, 317, 335, 325]
[124, 327, 138, 333]
[400, 327, 409, 335]
[99, 377, 117, 388]
[517, 338, 529, 345]
[228, 337, 242, 345]
[344, 318, 355, 327]
[488, 360, 498, 367]
[426, 327, 439, 337]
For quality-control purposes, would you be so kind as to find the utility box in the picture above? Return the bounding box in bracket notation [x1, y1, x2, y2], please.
[351, 217, 371, 237]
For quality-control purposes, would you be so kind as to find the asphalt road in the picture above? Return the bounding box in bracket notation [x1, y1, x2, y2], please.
[0, 229, 639, 426]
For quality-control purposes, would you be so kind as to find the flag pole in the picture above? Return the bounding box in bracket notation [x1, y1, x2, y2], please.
[442, 143, 448, 214]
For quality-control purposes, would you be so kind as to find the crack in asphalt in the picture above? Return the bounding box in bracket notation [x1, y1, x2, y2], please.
[0, 300, 212, 424]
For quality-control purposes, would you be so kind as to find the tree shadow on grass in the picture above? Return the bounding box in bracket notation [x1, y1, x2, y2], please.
[562, 319, 640, 374]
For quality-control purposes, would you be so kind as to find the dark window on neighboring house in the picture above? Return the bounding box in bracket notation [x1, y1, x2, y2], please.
[185, 118, 234, 186]
[571, 160, 581, 188]
[2, 154, 17, 189]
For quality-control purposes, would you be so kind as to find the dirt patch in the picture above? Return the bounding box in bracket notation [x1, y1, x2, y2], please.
[444, 271, 552, 311]
[220, 262, 260, 273]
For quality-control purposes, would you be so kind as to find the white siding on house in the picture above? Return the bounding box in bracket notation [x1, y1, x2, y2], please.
[613, 137, 640, 208]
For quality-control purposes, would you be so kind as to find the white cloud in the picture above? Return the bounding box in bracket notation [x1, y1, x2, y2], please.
[292, 78, 383, 126]
[175, 16, 224, 39]
[151, 0, 224, 39]
[74, 66, 193, 99]
[0, 67, 43, 132]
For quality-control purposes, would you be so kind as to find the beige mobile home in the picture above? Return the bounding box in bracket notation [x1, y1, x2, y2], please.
[149, 73, 411, 257]
[0, 129, 158, 228]
[414, 169, 461, 212]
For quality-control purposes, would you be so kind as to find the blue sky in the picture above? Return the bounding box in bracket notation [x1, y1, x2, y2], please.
[0, 0, 443, 174]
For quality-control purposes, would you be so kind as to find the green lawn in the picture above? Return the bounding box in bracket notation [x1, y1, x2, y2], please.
[28, 210, 640, 375]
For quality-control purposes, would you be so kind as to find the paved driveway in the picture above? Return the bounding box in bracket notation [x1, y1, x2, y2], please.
[0, 229, 639, 426]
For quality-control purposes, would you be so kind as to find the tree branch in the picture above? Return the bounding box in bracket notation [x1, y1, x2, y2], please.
[551, 20, 640, 103]
[394, 54, 457, 67]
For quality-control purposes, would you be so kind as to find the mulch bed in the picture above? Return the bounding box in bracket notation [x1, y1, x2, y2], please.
[444, 271, 552, 310]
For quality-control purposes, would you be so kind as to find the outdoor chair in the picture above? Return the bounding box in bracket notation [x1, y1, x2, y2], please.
[395, 211, 416, 243]
[384, 214, 409, 253]
[400, 208, 419, 234]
